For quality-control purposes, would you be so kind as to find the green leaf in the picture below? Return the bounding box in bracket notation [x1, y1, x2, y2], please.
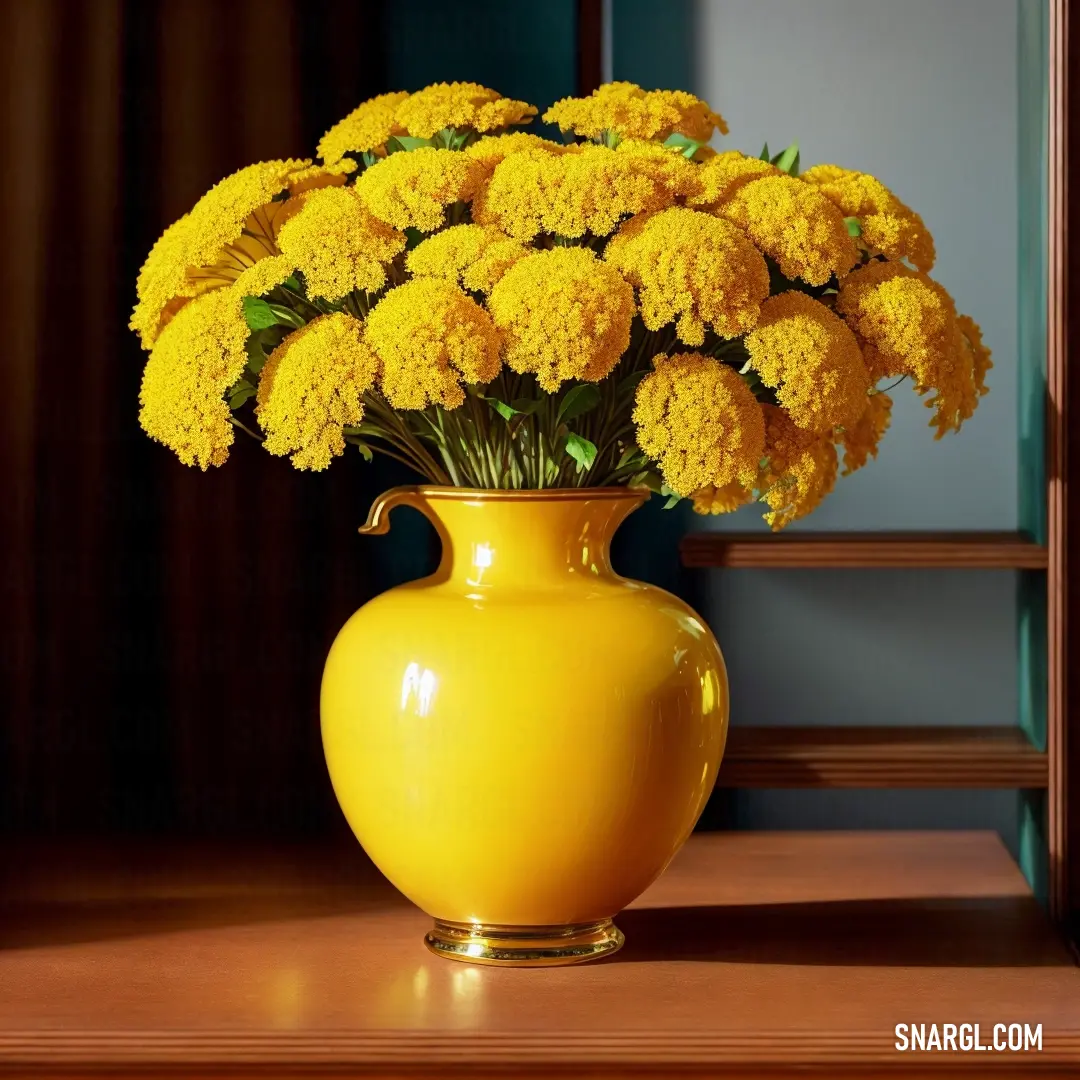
[404, 226, 426, 251]
[663, 132, 705, 159]
[772, 141, 800, 175]
[484, 396, 543, 422]
[564, 432, 598, 472]
[484, 397, 517, 422]
[267, 303, 306, 329]
[844, 216, 862, 238]
[242, 296, 277, 331]
[228, 385, 255, 410]
[283, 274, 301, 291]
[386, 134, 434, 154]
[662, 493, 682, 510]
[556, 383, 601, 426]
[343, 421, 385, 437]
[617, 445, 646, 470]
[640, 471, 665, 494]
[759, 142, 771, 162]
[345, 436, 374, 462]
[245, 336, 268, 374]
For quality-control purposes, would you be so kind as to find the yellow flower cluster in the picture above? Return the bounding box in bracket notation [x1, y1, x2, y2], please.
[131, 159, 348, 347]
[836, 261, 988, 436]
[614, 139, 702, 201]
[837, 391, 892, 475]
[745, 291, 869, 432]
[689, 150, 777, 209]
[231, 253, 296, 299]
[318, 91, 409, 163]
[356, 147, 483, 232]
[276, 186, 406, 300]
[717, 174, 858, 285]
[802, 164, 936, 271]
[633, 353, 765, 496]
[691, 480, 754, 516]
[473, 144, 671, 240]
[544, 82, 727, 142]
[406, 223, 528, 294]
[395, 82, 536, 140]
[605, 208, 769, 344]
[958, 314, 993, 397]
[364, 278, 501, 409]
[132, 80, 989, 512]
[465, 131, 567, 173]
[256, 313, 378, 470]
[759, 406, 838, 530]
[488, 247, 634, 391]
[138, 288, 249, 469]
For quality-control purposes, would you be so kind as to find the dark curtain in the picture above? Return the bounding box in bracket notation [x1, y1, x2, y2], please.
[0, 0, 420, 837]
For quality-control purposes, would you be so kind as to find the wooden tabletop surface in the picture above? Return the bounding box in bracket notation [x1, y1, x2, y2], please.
[2, 831, 1079, 1078]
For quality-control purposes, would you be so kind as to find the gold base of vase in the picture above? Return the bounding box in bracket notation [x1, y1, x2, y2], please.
[424, 918, 624, 966]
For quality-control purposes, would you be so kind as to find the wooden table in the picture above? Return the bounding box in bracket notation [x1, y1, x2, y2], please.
[3, 831, 1079, 1077]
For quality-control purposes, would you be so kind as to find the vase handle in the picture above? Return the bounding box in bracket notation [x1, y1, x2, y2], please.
[359, 486, 427, 535]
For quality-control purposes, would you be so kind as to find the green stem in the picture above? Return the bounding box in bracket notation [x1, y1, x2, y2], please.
[229, 415, 264, 442]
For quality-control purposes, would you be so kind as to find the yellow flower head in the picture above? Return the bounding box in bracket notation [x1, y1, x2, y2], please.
[691, 479, 755, 516]
[614, 138, 702, 201]
[716, 174, 858, 286]
[131, 159, 347, 348]
[802, 164, 936, 271]
[605, 208, 769, 344]
[395, 82, 537, 139]
[355, 147, 484, 232]
[255, 313, 378, 471]
[473, 144, 671, 241]
[487, 247, 634, 391]
[276, 186, 406, 301]
[232, 253, 296, 298]
[837, 391, 892, 475]
[138, 287, 249, 469]
[364, 278, 501, 409]
[759, 405, 838, 530]
[634, 352, 765, 496]
[405, 223, 529, 294]
[464, 131, 568, 174]
[744, 291, 870, 433]
[836, 260, 984, 436]
[958, 313, 993, 397]
[318, 91, 410, 163]
[688, 150, 777, 209]
[543, 82, 727, 142]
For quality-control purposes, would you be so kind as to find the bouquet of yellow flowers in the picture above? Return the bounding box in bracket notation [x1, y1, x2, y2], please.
[133, 80, 990, 529]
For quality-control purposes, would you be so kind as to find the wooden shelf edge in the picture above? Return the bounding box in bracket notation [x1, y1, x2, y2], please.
[2, 1030, 1079, 1071]
[681, 532, 1049, 569]
[718, 726, 1048, 789]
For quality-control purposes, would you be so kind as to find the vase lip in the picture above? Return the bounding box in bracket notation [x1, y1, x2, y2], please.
[406, 485, 651, 504]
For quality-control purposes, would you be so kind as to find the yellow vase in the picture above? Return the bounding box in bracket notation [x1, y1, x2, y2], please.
[321, 486, 728, 966]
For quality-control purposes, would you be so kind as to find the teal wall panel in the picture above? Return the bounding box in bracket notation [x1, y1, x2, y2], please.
[383, 0, 577, 129]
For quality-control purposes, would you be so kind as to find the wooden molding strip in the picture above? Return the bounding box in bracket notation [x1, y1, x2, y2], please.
[719, 727, 1048, 789]
[2, 1030, 1079, 1073]
[680, 532, 1049, 569]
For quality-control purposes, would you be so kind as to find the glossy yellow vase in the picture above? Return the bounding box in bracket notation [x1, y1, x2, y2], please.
[320, 487, 728, 965]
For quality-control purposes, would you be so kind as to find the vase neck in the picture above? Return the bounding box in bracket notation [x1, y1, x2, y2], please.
[367, 488, 648, 591]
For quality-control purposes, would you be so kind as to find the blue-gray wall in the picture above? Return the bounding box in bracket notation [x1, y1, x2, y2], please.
[613, 0, 1032, 854]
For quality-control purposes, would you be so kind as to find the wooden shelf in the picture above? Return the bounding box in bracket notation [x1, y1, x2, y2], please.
[719, 726, 1048, 789]
[680, 531, 1049, 569]
[1, 832, 1078, 1078]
